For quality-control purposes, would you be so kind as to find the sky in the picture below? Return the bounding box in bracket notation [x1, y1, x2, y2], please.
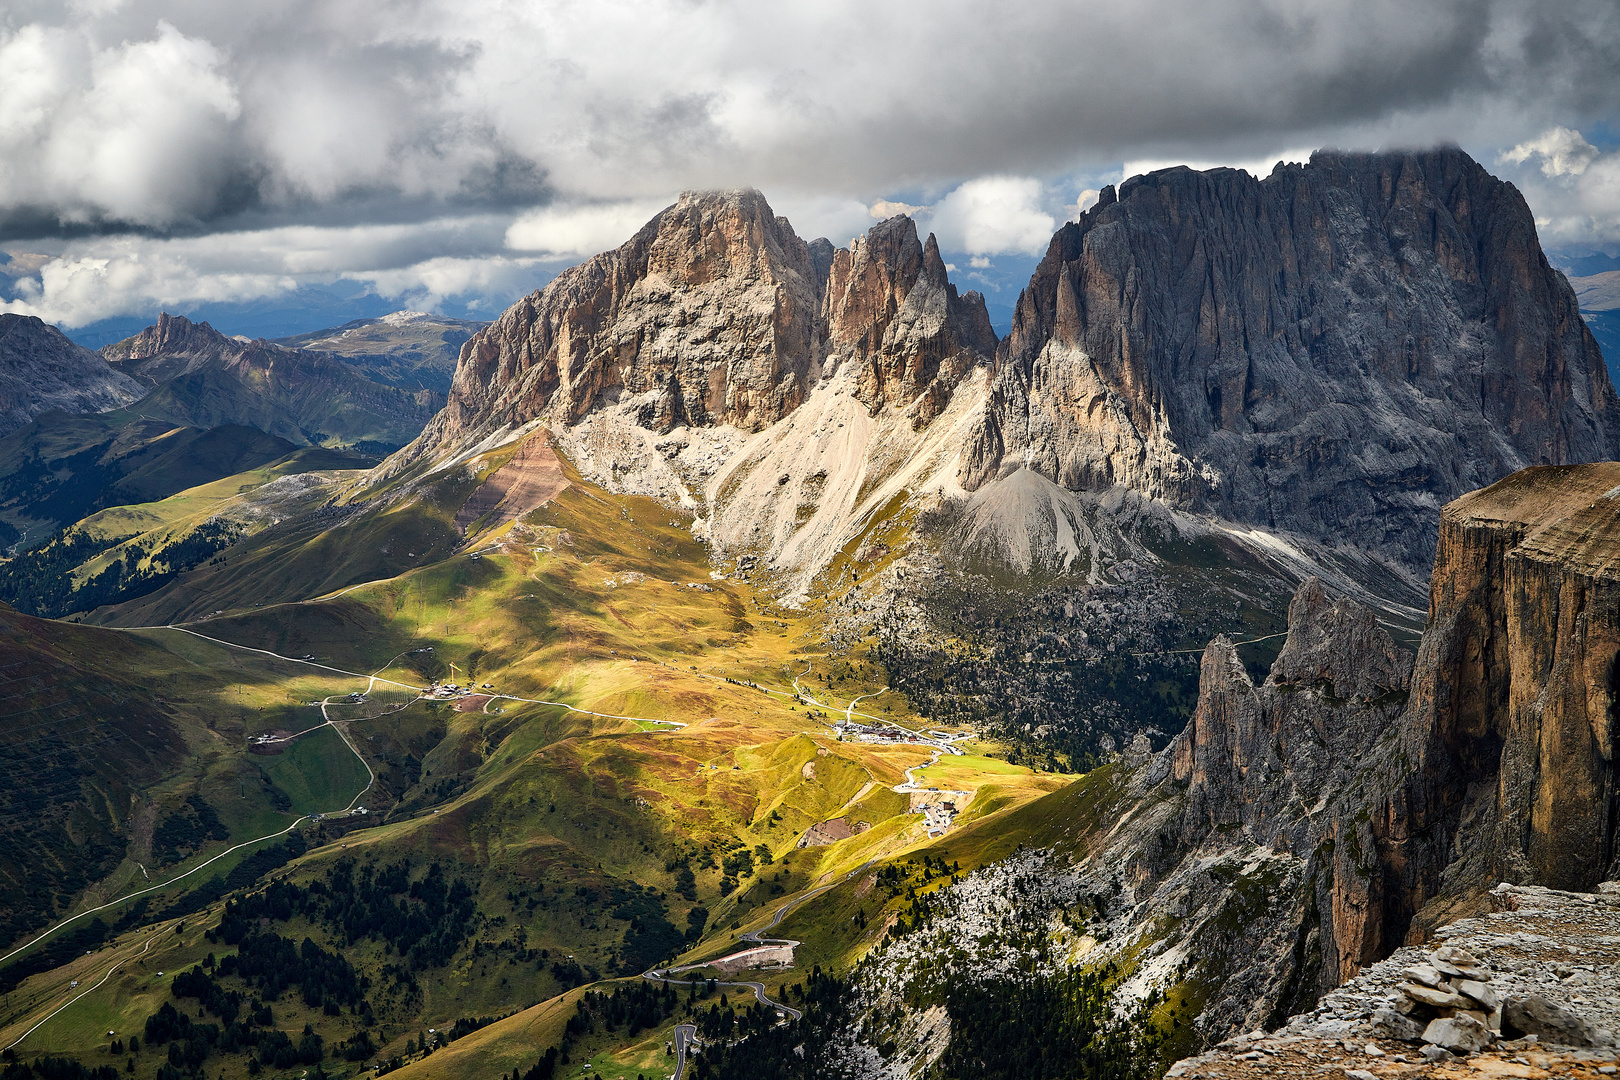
[1, 0, 1619, 339]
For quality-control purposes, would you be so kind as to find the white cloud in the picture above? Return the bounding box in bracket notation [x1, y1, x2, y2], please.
[1490, 127, 1620, 248]
[3, 0, 1619, 241]
[357, 256, 545, 308]
[1501, 125, 1600, 177]
[1122, 147, 1317, 183]
[0, 20, 241, 227]
[924, 177, 1056, 256]
[0, 0, 1618, 322]
[764, 194, 873, 246]
[0, 214, 536, 326]
[870, 199, 928, 219]
[505, 200, 673, 259]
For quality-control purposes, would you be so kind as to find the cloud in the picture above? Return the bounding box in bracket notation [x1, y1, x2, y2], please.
[0, 20, 242, 230]
[1492, 127, 1620, 247]
[4, 0, 1620, 243]
[925, 177, 1057, 256]
[505, 200, 673, 259]
[1501, 125, 1601, 176]
[0, 0, 1618, 322]
[870, 199, 928, 220]
[0, 214, 541, 325]
[765, 194, 873, 247]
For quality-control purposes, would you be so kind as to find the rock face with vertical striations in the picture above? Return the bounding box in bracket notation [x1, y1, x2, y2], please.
[412, 189, 824, 454]
[1080, 462, 1620, 1049]
[964, 148, 1620, 575]
[0, 314, 142, 436]
[396, 190, 994, 475]
[1341, 461, 1620, 954]
[821, 215, 997, 427]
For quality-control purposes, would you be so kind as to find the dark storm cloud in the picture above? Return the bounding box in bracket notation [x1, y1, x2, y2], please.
[2, 0, 1617, 324]
[4, 0, 1618, 235]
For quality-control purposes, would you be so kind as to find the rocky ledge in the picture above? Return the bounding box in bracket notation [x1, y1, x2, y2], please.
[1168, 883, 1620, 1077]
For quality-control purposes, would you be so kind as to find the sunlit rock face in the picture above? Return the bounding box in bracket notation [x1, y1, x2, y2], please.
[409, 189, 995, 462]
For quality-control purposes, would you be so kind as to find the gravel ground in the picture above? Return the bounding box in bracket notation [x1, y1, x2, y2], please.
[1169, 883, 1620, 1078]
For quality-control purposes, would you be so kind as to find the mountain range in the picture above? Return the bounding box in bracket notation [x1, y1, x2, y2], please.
[0, 145, 1615, 1080]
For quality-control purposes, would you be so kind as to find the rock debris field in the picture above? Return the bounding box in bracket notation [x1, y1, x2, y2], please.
[1170, 883, 1620, 1078]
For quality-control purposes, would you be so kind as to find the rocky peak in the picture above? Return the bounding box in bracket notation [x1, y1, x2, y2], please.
[1169, 577, 1413, 845]
[402, 189, 994, 469]
[822, 215, 996, 423]
[1390, 461, 1620, 898]
[413, 188, 823, 455]
[1267, 578, 1413, 703]
[103, 312, 232, 364]
[0, 313, 143, 435]
[1114, 464, 1620, 1045]
[964, 147, 1620, 576]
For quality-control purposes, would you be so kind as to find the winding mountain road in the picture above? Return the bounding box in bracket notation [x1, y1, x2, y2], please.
[642, 859, 876, 1072]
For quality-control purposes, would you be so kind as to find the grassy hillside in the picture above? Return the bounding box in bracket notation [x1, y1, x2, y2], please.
[0, 447, 369, 620]
[0, 413, 302, 544]
[0, 432, 1078, 1080]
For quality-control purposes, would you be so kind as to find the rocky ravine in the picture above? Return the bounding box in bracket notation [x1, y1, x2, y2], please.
[1092, 461, 1620, 1047]
[0, 313, 142, 436]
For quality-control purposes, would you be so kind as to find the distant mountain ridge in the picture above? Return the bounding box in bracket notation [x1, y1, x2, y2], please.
[103, 313, 444, 452]
[273, 311, 488, 395]
[0, 314, 142, 437]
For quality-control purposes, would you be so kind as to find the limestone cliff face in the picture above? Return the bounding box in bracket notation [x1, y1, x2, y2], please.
[965, 149, 1620, 574]
[821, 215, 996, 426]
[1169, 581, 1411, 850]
[0, 314, 141, 435]
[426, 190, 822, 448]
[402, 191, 994, 469]
[1368, 462, 1620, 910]
[1156, 580, 1413, 1012]
[1115, 464, 1620, 1045]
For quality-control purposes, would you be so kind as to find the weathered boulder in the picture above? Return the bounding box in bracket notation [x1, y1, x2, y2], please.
[1422, 1014, 1494, 1054]
[1501, 996, 1603, 1047]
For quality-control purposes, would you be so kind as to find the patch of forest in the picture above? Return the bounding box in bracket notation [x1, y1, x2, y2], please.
[933, 965, 1164, 1080]
[0, 519, 242, 618]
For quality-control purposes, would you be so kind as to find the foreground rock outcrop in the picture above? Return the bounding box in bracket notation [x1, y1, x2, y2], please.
[0, 313, 142, 435]
[965, 148, 1620, 575]
[1170, 883, 1620, 1078]
[1069, 461, 1620, 1052]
